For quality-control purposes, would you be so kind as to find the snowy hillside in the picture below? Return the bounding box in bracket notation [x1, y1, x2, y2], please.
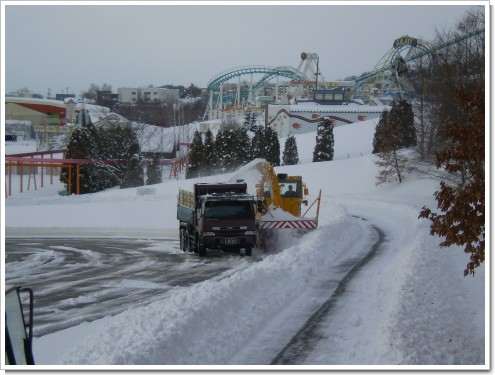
[4, 118, 487, 369]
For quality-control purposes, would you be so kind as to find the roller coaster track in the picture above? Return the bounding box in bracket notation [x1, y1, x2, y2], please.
[355, 28, 485, 86]
[207, 65, 306, 93]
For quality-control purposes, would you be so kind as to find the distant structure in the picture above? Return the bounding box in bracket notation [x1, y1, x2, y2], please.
[4, 97, 99, 150]
[204, 52, 388, 134]
[118, 87, 179, 104]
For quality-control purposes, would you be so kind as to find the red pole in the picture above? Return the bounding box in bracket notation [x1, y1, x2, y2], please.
[68, 165, 72, 196]
[8, 161, 12, 196]
[50, 153, 53, 184]
[41, 155, 44, 188]
[20, 162, 23, 193]
[76, 164, 80, 195]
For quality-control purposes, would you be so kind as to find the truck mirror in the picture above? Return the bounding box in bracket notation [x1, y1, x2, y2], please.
[5, 286, 35, 365]
[304, 187, 309, 196]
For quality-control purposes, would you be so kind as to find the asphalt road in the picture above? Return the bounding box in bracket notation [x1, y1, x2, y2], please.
[5, 237, 255, 337]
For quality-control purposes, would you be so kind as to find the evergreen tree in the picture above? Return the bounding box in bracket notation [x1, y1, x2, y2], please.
[395, 99, 416, 149]
[213, 129, 230, 173]
[244, 112, 252, 127]
[263, 127, 280, 166]
[146, 154, 162, 185]
[372, 100, 416, 184]
[250, 126, 264, 159]
[222, 128, 240, 172]
[120, 142, 144, 188]
[100, 124, 144, 188]
[282, 135, 299, 165]
[313, 117, 335, 162]
[63, 123, 144, 193]
[372, 110, 389, 154]
[233, 126, 252, 167]
[202, 129, 215, 176]
[62, 125, 102, 194]
[373, 100, 416, 154]
[186, 130, 204, 179]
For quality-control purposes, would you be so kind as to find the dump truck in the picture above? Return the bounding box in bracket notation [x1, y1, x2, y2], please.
[177, 182, 258, 256]
[5, 285, 35, 365]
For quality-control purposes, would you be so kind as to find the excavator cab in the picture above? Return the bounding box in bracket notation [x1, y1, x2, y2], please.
[277, 174, 307, 217]
[254, 164, 319, 221]
[237, 159, 321, 250]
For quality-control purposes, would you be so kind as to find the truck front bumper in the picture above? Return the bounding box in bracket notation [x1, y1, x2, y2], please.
[205, 235, 256, 248]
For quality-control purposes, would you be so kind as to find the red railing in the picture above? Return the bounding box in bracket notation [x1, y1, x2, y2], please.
[5, 150, 190, 197]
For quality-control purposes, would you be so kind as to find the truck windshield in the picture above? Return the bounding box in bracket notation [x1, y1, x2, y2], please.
[204, 200, 254, 220]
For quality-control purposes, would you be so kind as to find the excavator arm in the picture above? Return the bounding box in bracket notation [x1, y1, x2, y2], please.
[255, 160, 283, 208]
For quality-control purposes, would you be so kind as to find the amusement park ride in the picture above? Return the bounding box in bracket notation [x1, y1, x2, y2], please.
[204, 27, 485, 121]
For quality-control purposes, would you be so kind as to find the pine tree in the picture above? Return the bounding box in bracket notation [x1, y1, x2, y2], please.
[372, 110, 389, 154]
[373, 100, 416, 184]
[120, 142, 143, 188]
[233, 126, 252, 167]
[395, 99, 416, 148]
[146, 154, 162, 185]
[244, 112, 252, 127]
[282, 135, 299, 165]
[186, 130, 204, 179]
[263, 127, 280, 166]
[373, 100, 416, 154]
[62, 125, 102, 194]
[213, 129, 230, 173]
[202, 129, 215, 176]
[101, 124, 143, 189]
[313, 117, 334, 162]
[250, 126, 264, 159]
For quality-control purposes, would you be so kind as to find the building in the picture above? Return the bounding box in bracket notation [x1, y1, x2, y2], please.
[266, 102, 389, 137]
[118, 87, 179, 104]
[55, 93, 76, 101]
[96, 90, 119, 106]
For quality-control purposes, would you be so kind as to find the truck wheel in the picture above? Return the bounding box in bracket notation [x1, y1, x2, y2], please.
[180, 229, 186, 252]
[198, 237, 206, 257]
[245, 247, 252, 256]
[192, 236, 198, 253]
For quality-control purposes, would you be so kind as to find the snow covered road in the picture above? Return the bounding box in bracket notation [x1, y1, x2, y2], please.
[5, 237, 259, 337]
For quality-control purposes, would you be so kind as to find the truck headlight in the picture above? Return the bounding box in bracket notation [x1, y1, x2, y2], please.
[244, 231, 256, 236]
[203, 232, 215, 236]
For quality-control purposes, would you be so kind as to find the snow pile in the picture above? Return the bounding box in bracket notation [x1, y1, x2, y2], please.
[4, 117, 486, 368]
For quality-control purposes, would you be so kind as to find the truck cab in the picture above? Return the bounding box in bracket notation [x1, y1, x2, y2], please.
[178, 182, 258, 256]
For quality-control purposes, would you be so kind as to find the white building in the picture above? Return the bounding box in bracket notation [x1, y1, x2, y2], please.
[267, 102, 389, 137]
[118, 87, 179, 104]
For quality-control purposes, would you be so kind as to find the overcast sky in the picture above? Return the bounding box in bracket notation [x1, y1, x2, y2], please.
[3, 1, 483, 97]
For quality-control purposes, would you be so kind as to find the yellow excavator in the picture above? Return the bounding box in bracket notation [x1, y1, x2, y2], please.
[253, 160, 322, 249]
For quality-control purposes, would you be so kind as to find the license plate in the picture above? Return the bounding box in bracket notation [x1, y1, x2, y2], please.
[224, 237, 239, 245]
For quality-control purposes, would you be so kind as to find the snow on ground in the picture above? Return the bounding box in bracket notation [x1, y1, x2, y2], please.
[3, 118, 487, 369]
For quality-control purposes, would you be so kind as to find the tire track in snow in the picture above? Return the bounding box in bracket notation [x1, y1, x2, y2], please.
[270, 221, 386, 365]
